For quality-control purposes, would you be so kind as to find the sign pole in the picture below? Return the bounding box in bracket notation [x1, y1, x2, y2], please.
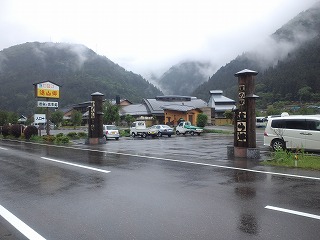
[33, 81, 61, 136]
[46, 97, 50, 135]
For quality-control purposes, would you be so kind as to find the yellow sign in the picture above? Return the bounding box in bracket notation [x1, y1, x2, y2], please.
[36, 81, 60, 98]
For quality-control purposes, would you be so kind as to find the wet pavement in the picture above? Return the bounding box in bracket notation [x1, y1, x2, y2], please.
[0, 129, 320, 239]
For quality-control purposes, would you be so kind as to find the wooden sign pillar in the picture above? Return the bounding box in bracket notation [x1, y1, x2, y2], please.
[231, 69, 260, 159]
[86, 92, 105, 144]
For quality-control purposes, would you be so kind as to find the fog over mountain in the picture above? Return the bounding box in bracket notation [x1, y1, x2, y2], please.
[0, 42, 162, 114]
[172, 2, 320, 102]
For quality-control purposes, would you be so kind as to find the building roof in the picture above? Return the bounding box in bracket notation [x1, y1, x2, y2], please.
[144, 97, 207, 115]
[234, 69, 258, 77]
[208, 90, 236, 112]
[161, 104, 199, 112]
[111, 99, 133, 105]
[215, 105, 236, 112]
[120, 104, 150, 116]
[209, 90, 223, 94]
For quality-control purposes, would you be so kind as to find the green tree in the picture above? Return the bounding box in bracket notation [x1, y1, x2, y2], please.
[266, 105, 281, 116]
[196, 113, 208, 127]
[7, 112, 18, 124]
[0, 111, 9, 125]
[103, 101, 120, 125]
[224, 110, 233, 121]
[298, 86, 312, 104]
[70, 110, 82, 129]
[51, 110, 64, 128]
[0, 111, 18, 125]
[124, 114, 135, 126]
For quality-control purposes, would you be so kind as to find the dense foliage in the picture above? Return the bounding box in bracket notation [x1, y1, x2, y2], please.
[10, 124, 24, 138]
[70, 110, 82, 127]
[0, 111, 18, 125]
[50, 110, 64, 127]
[196, 113, 208, 128]
[103, 101, 120, 125]
[0, 42, 162, 115]
[1, 125, 10, 136]
[24, 125, 38, 139]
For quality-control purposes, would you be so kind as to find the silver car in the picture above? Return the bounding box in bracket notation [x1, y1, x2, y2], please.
[152, 124, 174, 137]
[103, 125, 120, 140]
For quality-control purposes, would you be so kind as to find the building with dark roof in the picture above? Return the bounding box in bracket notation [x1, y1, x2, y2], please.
[208, 90, 236, 125]
[120, 95, 210, 126]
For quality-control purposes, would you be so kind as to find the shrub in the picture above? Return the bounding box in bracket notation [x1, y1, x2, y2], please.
[56, 133, 64, 138]
[29, 135, 43, 142]
[77, 132, 87, 138]
[11, 124, 24, 138]
[67, 132, 79, 139]
[1, 125, 10, 137]
[42, 135, 56, 142]
[55, 135, 69, 144]
[197, 113, 208, 127]
[119, 129, 130, 137]
[24, 126, 38, 140]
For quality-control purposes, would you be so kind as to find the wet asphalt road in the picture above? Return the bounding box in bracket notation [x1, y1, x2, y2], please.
[0, 130, 320, 239]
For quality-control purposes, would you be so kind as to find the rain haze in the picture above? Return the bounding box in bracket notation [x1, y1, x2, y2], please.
[0, 0, 318, 78]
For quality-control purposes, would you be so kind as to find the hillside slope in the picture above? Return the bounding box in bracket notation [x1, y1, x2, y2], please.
[192, 2, 320, 102]
[0, 42, 162, 114]
[157, 61, 212, 95]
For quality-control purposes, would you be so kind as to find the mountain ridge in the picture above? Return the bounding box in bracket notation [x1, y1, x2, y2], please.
[0, 42, 162, 114]
[192, 1, 320, 103]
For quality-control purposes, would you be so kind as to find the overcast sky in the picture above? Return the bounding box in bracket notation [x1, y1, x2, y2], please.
[0, 0, 318, 77]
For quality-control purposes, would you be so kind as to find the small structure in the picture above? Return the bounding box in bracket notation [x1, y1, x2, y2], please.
[111, 96, 132, 106]
[162, 104, 203, 126]
[228, 69, 260, 159]
[208, 90, 236, 125]
[17, 115, 27, 124]
[143, 96, 210, 125]
[120, 95, 210, 126]
[86, 92, 105, 144]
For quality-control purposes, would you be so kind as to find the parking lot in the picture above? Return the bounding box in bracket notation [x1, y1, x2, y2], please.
[70, 126, 270, 162]
[1, 126, 320, 239]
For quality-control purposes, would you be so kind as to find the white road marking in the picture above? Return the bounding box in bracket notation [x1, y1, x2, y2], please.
[0, 146, 8, 150]
[3, 139, 320, 181]
[104, 151, 320, 181]
[0, 205, 46, 240]
[41, 157, 110, 174]
[265, 205, 320, 220]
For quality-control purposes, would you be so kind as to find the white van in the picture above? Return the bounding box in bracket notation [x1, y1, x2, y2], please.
[264, 115, 320, 151]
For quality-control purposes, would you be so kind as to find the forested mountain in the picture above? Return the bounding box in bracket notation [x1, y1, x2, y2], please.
[193, 2, 320, 105]
[0, 42, 162, 114]
[157, 61, 212, 95]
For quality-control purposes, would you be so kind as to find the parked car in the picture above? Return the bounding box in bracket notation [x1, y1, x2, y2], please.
[103, 125, 120, 140]
[130, 121, 158, 138]
[256, 117, 267, 128]
[176, 121, 203, 136]
[264, 115, 320, 151]
[152, 124, 174, 137]
[31, 121, 54, 130]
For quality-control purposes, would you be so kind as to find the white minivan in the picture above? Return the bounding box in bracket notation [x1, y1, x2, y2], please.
[264, 115, 320, 151]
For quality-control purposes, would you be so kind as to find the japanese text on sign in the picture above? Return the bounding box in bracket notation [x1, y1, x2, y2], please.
[37, 101, 59, 108]
[90, 101, 95, 131]
[36, 81, 60, 99]
[34, 114, 46, 123]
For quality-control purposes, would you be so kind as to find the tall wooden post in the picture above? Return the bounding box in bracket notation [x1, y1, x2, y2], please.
[87, 92, 105, 144]
[232, 69, 260, 158]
